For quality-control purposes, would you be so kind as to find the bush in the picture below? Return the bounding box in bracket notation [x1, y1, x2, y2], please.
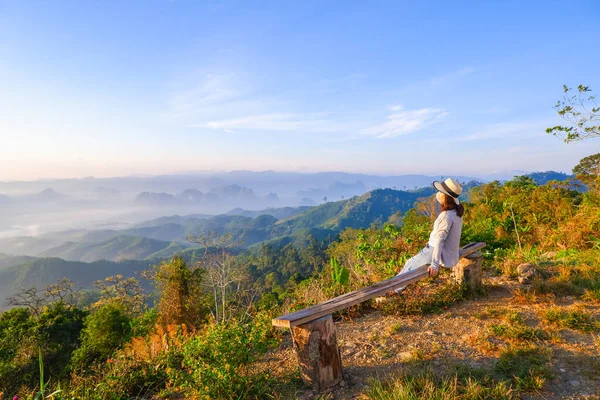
[71, 303, 133, 371]
[0, 302, 87, 396]
[173, 316, 277, 399]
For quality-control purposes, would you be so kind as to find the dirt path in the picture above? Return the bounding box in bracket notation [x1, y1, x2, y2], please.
[266, 277, 600, 399]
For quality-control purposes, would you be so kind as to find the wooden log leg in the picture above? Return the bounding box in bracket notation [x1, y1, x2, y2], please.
[453, 251, 483, 291]
[290, 314, 343, 391]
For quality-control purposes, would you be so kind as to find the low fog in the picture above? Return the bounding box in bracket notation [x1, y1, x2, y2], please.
[0, 171, 484, 255]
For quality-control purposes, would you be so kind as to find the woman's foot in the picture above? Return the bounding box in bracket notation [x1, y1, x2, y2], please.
[387, 286, 405, 296]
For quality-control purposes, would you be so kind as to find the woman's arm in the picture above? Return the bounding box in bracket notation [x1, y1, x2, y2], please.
[430, 212, 453, 272]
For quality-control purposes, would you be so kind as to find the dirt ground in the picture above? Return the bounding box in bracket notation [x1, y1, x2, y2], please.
[264, 277, 600, 399]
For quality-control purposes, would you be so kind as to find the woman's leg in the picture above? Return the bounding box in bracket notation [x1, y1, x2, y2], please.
[393, 246, 434, 294]
[396, 246, 434, 275]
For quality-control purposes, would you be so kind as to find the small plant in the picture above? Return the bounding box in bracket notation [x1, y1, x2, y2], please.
[330, 258, 349, 286]
[386, 322, 403, 335]
[33, 348, 63, 400]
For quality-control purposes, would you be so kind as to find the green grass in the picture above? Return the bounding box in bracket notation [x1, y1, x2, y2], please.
[489, 323, 549, 341]
[494, 345, 552, 391]
[362, 372, 516, 400]
[582, 288, 600, 303]
[362, 344, 553, 400]
[543, 308, 599, 333]
[530, 250, 600, 299]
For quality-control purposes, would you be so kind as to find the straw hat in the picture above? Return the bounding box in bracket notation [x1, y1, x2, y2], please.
[433, 178, 463, 205]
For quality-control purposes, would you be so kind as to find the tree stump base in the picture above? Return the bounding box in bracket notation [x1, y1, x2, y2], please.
[453, 251, 483, 291]
[290, 314, 343, 391]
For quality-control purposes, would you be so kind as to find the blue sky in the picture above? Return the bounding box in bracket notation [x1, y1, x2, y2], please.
[1, 0, 599, 180]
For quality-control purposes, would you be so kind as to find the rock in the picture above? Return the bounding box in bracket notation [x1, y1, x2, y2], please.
[517, 263, 535, 275]
[339, 380, 346, 387]
[517, 263, 537, 284]
[569, 380, 580, 387]
[560, 368, 566, 373]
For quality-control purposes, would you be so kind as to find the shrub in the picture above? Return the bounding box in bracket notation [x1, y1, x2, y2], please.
[173, 316, 277, 399]
[71, 303, 133, 371]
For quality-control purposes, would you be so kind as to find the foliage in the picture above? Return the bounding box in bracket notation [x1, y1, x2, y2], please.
[148, 256, 210, 327]
[71, 303, 133, 372]
[0, 302, 86, 396]
[547, 85, 600, 142]
[172, 316, 277, 399]
[572, 153, 600, 191]
[330, 257, 349, 286]
[92, 274, 146, 316]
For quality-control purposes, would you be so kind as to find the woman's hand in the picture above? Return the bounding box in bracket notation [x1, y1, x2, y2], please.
[428, 266, 439, 277]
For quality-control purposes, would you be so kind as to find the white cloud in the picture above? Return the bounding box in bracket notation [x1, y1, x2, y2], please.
[198, 112, 342, 132]
[167, 72, 342, 133]
[361, 105, 448, 138]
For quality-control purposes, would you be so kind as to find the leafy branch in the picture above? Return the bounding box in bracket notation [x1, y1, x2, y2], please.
[547, 85, 600, 143]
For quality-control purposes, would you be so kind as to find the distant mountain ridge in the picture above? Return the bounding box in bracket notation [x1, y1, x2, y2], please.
[38, 235, 188, 262]
[135, 184, 261, 207]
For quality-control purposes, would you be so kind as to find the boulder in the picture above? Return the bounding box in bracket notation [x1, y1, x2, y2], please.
[517, 262, 537, 284]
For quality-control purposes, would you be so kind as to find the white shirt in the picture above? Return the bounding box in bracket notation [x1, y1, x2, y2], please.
[428, 209, 463, 270]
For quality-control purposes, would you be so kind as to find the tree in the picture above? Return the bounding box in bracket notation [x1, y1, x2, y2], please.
[573, 153, 600, 191]
[151, 256, 209, 327]
[7, 279, 77, 316]
[35, 301, 87, 378]
[187, 233, 245, 323]
[547, 85, 600, 142]
[92, 274, 146, 316]
[505, 175, 538, 190]
[71, 303, 132, 370]
[415, 194, 440, 222]
[200, 251, 245, 323]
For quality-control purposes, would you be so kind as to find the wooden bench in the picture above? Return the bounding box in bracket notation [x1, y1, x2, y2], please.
[272, 242, 486, 392]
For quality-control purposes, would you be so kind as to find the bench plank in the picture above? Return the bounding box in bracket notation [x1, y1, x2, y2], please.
[272, 242, 485, 328]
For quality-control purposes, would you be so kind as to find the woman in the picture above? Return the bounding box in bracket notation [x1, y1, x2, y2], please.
[393, 178, 464, 293]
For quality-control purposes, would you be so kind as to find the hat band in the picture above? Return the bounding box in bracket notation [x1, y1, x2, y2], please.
[441, 181, 460, 198]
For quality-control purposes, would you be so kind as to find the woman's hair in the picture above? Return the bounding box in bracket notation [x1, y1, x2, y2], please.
[440, 193, 465, 217]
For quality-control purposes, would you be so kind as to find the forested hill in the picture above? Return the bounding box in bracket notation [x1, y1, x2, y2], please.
[0, 257, 153, 308]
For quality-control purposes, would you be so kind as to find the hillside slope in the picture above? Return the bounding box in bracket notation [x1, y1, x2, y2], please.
[0, 257, 153, 306]
[39, 235, 187, 262]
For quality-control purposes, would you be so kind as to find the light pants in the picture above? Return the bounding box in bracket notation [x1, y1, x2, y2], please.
[397, 244, 435, 276]
[394, 245, 437, 293]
